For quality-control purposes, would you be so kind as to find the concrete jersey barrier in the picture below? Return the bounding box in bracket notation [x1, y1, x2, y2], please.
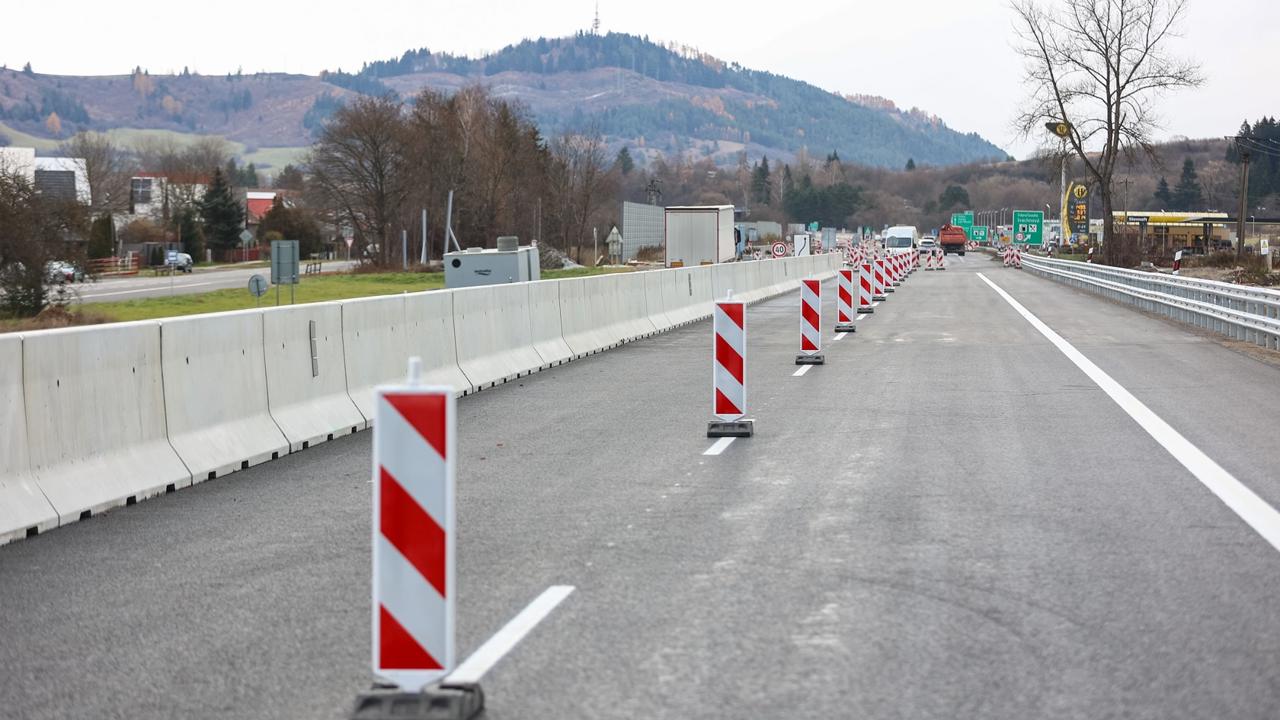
[451, 283, 544, 389]
[262, 302, 364, 452]
[161, 311, 289, 480]
[0, 334, 57, 545]
[23, 321, 191, 525]
[527, 280, 572, 367]
[404, 291, 472, 393]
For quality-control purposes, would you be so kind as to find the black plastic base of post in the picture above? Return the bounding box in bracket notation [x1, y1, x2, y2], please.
[835, 323, 857, 333]
[707, 419, 754, 438]
[349, 683, 484, 720]
[856, 307, 874, 314]
[884, 288, 896, 293]
[873, 295, 887, 301]
[795, 354, 825, 365]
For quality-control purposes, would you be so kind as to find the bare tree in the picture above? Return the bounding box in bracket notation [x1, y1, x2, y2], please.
[549, 130, 614, 263]
[1013, 0, 1201, 265]
[307, 95, 409, 266]
[60, 132, 133, 213]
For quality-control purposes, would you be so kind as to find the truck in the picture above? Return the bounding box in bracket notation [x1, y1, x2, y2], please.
[665, 205, 735, 267]
[938, 224, 968, 256]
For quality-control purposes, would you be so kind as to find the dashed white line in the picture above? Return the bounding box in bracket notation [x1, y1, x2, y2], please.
[792, 365, 813, 377]
[703, 437, 736, 455]
[445, 585, 575, 685]
[978, 272, 1280, 553]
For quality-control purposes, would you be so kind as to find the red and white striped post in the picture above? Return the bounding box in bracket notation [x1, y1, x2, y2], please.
[936, 247, 946, 271]
[1172, 249, 1183, 275]
[708, 296, 753, 437]
[873, 257, 890, 299]
[796, 278, 824, 365]
[1087, 246, 1095, 263]
[1012, 246, 1022, 269]
[924, 249, 936, 271]
[891, 254, 903, 286]
[835, 268, 857, 332]
[858, 261, 875, 313]
[371, 359, 456, 693]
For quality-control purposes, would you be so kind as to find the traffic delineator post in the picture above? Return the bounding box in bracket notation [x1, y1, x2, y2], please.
[857, 262, 874, 313]
[352, 358, 483, 720]
[873, 258, 889, 300]
[924, 249, 936, 271]
[796, 278, 824, 365]
[890, 254, 902, 286]
[707, 294, 753, 438]
[937, 248, 946, 271]
[835, 269, 857, 332]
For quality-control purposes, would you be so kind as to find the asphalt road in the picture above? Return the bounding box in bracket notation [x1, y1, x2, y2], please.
[3, 254, 1280, 719]
[72, 260, 358, 302]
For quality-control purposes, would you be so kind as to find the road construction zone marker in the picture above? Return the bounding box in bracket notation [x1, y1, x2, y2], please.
[873, 258, 889, 300]
[1173, 249, 1183, 275]
[707, 295, 753, 438]
[796, 278, 824, 365]
[371, 360, 456, 691]
[936, 248, 947, 271]
[857, 262, 874, 313]
[835, 269, 858, 333]
[924, 250, 936, 271]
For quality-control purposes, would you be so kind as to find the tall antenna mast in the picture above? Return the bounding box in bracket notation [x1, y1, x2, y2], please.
[592, 2, 600, 34]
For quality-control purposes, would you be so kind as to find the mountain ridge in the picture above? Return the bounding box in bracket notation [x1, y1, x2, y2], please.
[0, 32, 1006, 169]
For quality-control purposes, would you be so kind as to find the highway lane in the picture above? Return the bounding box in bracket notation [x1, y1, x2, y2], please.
[71, 260, 358, 302]
[3, 256, 1280, 719]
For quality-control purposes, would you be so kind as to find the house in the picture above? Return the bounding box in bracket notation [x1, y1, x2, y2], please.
[128, 173, 208, 221]
[0, 146, 90, 204]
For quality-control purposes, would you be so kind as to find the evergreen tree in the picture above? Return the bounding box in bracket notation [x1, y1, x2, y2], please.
[176, 206, 205, 259]
[614, 147, 634, 174]
[751, 156, 772, 205]
[200, 168, 245, 255]
[22, 62, 33, 76]
[905, 158, 916, 171]
[1172, 158, 1203, 210]
[782, 164, 795, 200]
[1153, 177, 1173, 208]
[87, 214, 115, 259]
[257, 196, 323, 257]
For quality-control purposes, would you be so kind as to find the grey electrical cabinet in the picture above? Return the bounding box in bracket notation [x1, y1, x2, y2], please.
[444, 238, 540, 288]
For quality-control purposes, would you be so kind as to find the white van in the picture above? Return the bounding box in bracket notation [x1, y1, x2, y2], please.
[883, 225, 919, 255]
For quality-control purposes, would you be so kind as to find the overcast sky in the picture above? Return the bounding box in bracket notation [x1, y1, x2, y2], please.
[4, 0, 1274, 158]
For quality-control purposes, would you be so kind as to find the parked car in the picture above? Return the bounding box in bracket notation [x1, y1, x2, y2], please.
[165, 251, 194, 273]
[44, 260, 84, 283]
[918, 237, 939, 252]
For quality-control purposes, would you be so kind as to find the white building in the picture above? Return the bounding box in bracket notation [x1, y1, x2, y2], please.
[0, 146, 90, 204]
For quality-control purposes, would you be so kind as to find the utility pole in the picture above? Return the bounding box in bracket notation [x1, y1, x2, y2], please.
[420, 208, 428, 265]
[1236, 149, 1250, 261]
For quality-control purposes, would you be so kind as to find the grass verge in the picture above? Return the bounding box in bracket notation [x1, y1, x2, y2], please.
[1, 266, 632, 331]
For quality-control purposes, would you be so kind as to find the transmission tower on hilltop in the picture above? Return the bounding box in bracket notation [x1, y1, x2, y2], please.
[592, 3, 600, 34]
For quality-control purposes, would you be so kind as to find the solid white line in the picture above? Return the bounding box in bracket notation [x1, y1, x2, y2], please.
[792, 365, 812, 377]
[977, 272, 1280, 553]
[82, 281, 217, 299]
[445, 585, 575, 685]
[703, 437, 736, 456]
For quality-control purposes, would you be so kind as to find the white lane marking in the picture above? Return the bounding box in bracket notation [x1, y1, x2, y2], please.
[82, 281, 217, 299]
[831, 332, 846, 342]
[703, 437, 736, 456]
[792, 365, 812, 377]
[978, 272, 1280, 553]
[445, 585, 575, 685]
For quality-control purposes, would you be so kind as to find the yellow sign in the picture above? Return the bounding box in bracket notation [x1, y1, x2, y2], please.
[1072, 184, 1089, 200]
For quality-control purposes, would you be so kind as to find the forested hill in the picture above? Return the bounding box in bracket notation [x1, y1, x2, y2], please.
[0, 32, 1005, 170]
[358, 32, 1007, 168]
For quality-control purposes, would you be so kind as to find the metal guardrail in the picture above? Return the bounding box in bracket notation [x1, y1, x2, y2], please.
[1020, 255, 1280, 351]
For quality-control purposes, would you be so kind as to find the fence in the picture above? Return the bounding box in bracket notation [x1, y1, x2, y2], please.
[1021, 254, 1280, 351]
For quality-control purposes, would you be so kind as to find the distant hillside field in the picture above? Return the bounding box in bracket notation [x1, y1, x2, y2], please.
[0, 33, 1006, 169]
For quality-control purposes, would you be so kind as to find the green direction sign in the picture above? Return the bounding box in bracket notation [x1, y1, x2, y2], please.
[950, 211, 975, 239]
[970, 225, 988, 242]
[1012, 210, 1045, 245]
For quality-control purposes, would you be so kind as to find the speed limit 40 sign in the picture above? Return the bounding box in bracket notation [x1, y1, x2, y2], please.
[771, 241, 787, 258]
